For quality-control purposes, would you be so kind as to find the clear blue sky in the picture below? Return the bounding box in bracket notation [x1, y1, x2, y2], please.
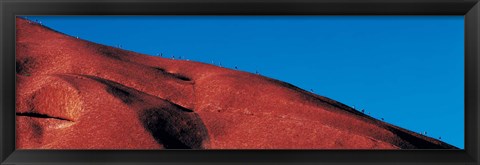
[23, 16, 464, 149]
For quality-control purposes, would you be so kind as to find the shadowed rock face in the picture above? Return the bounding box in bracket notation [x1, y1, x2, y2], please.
[15, 17, 457, 149]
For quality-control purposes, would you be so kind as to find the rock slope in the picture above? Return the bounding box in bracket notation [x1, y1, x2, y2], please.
[15, 17, 456, 149]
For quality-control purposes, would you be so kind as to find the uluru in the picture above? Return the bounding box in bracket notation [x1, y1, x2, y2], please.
[15, 17, 457, 149]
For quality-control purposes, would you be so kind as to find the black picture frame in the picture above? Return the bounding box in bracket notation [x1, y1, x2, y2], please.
[1, 0, 479, 164]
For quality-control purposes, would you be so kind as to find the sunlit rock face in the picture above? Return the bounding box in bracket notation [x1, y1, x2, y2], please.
[15, 17, 456, 149]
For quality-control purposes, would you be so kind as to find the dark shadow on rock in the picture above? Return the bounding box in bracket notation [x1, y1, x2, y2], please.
[139, 106, 209, 149]
[387, 126, 458, 149]
[106, 85, 133, 104]
[153, 67, 192, 81]
[79, 74, 140, 105]
[16, 57, 35, 75]
[97, 47, 127, 61]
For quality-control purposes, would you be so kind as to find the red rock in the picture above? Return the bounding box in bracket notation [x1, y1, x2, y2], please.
[15, 17, 456, 149]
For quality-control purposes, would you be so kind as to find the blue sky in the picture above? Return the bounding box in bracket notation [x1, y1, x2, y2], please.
[23, 16, 464, 149]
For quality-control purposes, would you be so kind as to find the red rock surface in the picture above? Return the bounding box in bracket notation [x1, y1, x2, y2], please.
[15, 17, 456, 149]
